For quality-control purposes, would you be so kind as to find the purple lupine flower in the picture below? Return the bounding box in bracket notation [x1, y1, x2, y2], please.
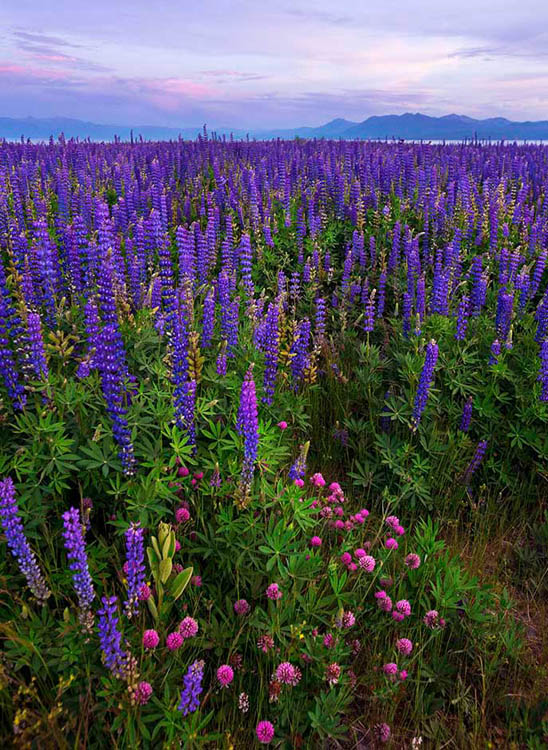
[315, 297, 326, 342]
[26, 311, 49, 381]
[290, 319, 311, 391]
[62, 507, 95, 629]
[201, 288, 215, 348]
[412, 340, 439, 429]
[178, 660, 205, 716]
[459, 397, 473, 432]
[364, 289, 376, 333]
[538, 340, 548, 401]
[97, 595, 127, 677]
[488, 338, 501, 366]
[402, 291, 412, 338]
[124, 522, 145, 619]
[262, 303, 280, 405]
[455, 295, 469, 341]
[462, 440, 488, 484]
[236, 365, 259, 487]
[289, 443, 308, 482]
[0, 477, 50, 603]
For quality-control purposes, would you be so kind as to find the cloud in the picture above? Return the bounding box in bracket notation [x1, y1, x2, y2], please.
[12, 30, 81, 48]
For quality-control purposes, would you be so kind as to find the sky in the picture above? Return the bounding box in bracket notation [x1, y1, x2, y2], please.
[2, 0, 548, 128]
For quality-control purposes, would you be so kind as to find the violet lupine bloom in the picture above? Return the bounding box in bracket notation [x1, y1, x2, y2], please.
[488, 339, 501, 366]
[0, 277, 26, 410]
[124, 522, 145, 619]
[236, 365, 259, 487]
[412, 340, 439, 430]
[62, 507, 95, 629]
[201, 288, 215, 348]
[538, 340, 548, 401]
[290, 319, 311, 391]
[97, 595, 127, 678]
[455, 295, 470, 341]
[463, 440, 488, 484]
[459, 397, 473, 432]
[0, 477, 50, 603]
[262, 302, 280, 405]
[26, 311, 49, 381]
[364, 289, 376, 333]
[178, 660, 205, 716]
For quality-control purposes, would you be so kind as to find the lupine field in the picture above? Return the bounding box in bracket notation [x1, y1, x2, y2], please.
[1, 134, 548, 748]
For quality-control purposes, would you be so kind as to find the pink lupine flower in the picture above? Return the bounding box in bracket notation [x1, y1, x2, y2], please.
[175, 507, 190, 523]
[424, 610, 440, 628]
[396, 638, 413, 655]
[310, 536, 322, 547]
[385, 537, 398, 550]
[179, 616, 199, 638]
[396, 599, 411, 617]
[355, 548, 366, 558]
[386, 515, 400, 529]
[325, 662, 341, 685]
[256, 720, 275, 744]
[359, 555, 376, 572]
[217, 664, 234, 687]
[275, 662, 301, 686]
[329, 482, 342, 492]
[348, 561, 357, 571]
[257, 634, 275, 652]
[266, 583, 282, 600]
[134, 681, 153, 705]
[378, 595, 393, 613]
[177, 466, 190, 477]
[194, 471, 204, 480]
[404, 553, 421, 569]
[234, 598, 250, 615]
[143, 629, 160, 649]
[277, 421, 288, 430]
[340, 552, 352, 566]
[399, 669, 408, 680]
[383, 662, 398, 677]
[174, 539, 181, 552]
[334, 520, 345, 530]
[375, 723, 391, 743]
[310, 472, 326, 487]
[294, 478, 305, 488]
[166, 631, 183, 650]
[395, 525, 405, 535]
[138, 583, 151, 601]
[323, 633, 335, 648]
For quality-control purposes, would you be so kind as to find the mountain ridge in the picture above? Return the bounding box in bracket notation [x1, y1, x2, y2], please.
[2, 113, 548, 141]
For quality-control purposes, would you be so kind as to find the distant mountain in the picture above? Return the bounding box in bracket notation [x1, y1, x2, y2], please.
[2, 113, 548, 142]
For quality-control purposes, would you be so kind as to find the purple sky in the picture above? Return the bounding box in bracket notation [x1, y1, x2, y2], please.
[2, 1, 548, 127]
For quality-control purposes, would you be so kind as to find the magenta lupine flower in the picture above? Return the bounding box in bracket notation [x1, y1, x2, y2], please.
[423, 610, 440, 628]
[166, 631, 184, 650]
[266, 583, 282, 600]
[135, 681, 153, 705]
[0, 477, 50, 604]
[138, 583, 151, 601]
[374, 723, 391, 743]
[323, 633, 335, 648]
[179, 616, 199, 638]
[176, 507, 191, 523]
[359, 555, 376, 572]
[378, 595, 393, 613]
[385, 537, 398, 550]
[217, 664, 234, 687]
[310, 536, 322, 547]
[340, 611, 356, 629]
[257, 634, 275, 652]
[396, 638, 413, 655]
[325, 662, 341, 686]
[396, 599, 411, 617]
[386, 515, 400, 529]
[310, 472, 326, 487]
[277, 421, 288, 430]
[395, 525, 405, 535]
[340, 552, 352, 566]
[383, 662, 398, 677]
[399, 669, 408, 681]
[143, 629, 160, 649]
[256, 720, 275, 744]
[234, 598, 250, 615]
[405, 553, 421, 569]
[275, 662, 301, 686]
